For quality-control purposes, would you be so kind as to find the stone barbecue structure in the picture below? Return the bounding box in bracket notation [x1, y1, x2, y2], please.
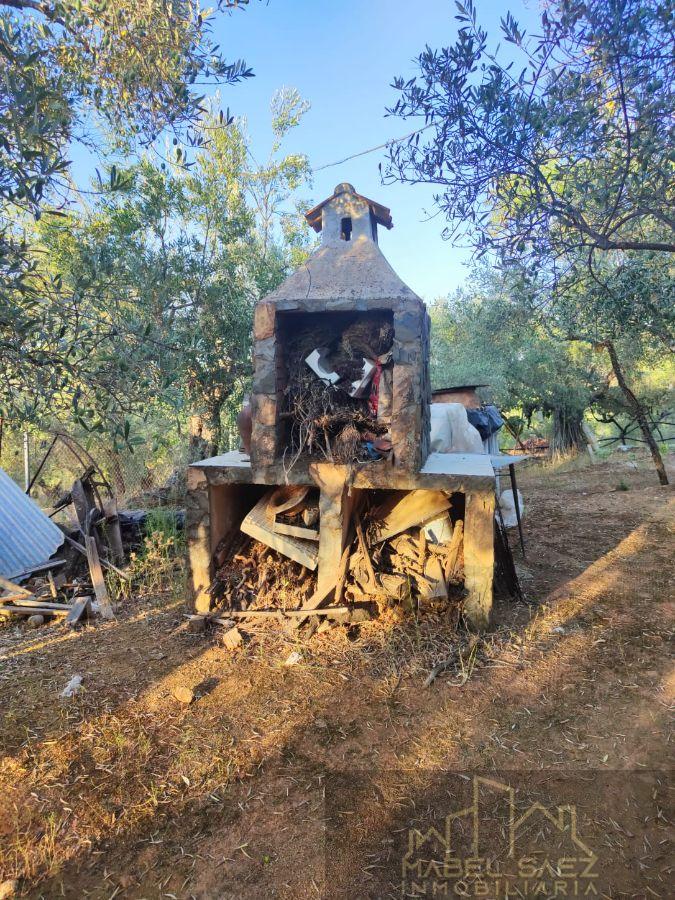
[250, 183, 431, 476]
[187, 184, 497, 629]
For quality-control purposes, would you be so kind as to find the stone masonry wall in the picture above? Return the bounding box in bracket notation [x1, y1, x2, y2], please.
[250, 294, 430, 477]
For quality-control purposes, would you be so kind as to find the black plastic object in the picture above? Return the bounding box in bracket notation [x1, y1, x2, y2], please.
[467, 405, 504, 439]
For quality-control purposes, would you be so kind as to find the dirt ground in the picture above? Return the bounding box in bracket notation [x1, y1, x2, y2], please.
[1, 453, 673, 899]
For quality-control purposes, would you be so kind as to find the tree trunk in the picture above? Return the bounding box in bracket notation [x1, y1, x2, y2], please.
[188, 414, 214, 463]
[604, 340, 669, 485]
[550, 406, 586, 457]
[206, 401, 223, 458]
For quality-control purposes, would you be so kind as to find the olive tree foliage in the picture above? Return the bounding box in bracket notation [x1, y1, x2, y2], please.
[432, 255, 674, 472]
[0, 0, 254, 417]
[539, 251, 674, 482]
[388, 0, 673, 481]
[386, 0, 674, 264]
[0, 0, 253, 218]
[429, 268, 606, 453]
[7, 90, 314, 455]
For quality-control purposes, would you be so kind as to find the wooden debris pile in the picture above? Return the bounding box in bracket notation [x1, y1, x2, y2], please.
[209, 536, 317, 614]
[281, 312, 394, 465]
[199, 487, 472, 635]
[1, 465, 133, 629]
[0, 567, 93, 628]
[342, 490, 464, 616]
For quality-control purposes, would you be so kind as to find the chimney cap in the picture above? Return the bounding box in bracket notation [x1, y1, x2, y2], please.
[305, 184, 394, 233]
[334, 182, 355, 195]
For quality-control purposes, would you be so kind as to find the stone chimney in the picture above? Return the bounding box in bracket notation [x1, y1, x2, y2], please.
[311, 182, 388, 245]
[249, 184, 431, 476]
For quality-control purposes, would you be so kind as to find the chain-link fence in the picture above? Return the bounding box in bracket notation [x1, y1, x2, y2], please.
[0, 422, 237, 513]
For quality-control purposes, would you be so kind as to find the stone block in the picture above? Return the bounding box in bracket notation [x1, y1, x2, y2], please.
[394, 310, 422, 342]
[253, 358, 277, 395]
[254, 335, 275, 363]
[252, 393, 278, 427]
[187, 467, 208, 492]
[392, 342, 420, 365]
[253, 302, 276, 341]
[393, 364, 419, 407]
[251, 423, 277, 468]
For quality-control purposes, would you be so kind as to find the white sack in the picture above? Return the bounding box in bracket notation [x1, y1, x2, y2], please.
[429, 402, 484, 454]
[498, 489, 525, 528]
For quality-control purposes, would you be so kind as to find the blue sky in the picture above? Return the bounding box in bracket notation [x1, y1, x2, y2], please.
[206, 0, 540, 301]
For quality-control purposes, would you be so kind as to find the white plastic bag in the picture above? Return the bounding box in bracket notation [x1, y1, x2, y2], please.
[498, 489, 525, 528]
[61, 675, 83, 698]
[429, 403, 484, 453]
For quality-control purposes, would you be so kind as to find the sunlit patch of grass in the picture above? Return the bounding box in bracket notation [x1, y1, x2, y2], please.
[0, 700, 246, 886]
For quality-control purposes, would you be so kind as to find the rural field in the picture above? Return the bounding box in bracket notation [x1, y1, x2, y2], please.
[1, 0, 673, 897]
[1, 452, 672, 898]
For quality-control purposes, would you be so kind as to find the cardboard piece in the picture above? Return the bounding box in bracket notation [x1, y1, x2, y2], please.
[241, 492, 319, 570]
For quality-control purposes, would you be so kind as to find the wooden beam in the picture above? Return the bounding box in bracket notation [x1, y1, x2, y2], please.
[0, 575, 32, 597]
[463, 491, 495, 630]
[0, 605, 69, 617]
[209, 606, 370, 624]
[0, 597, 70, 610]
[63, 534, 130, 580]
[84, 536, 115, 620]
[310, 464, 350, 598]
[65, 596, 92, 627]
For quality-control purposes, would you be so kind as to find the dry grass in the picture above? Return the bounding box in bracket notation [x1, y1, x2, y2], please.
[0, 451, 672, 898]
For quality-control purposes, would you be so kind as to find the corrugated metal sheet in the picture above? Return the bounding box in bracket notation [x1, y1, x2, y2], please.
[0, 467, 64, 578]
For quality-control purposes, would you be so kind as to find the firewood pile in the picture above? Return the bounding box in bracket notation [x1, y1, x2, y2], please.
[282, 313, 394, 466]
[209, 536, 317, 613]
[201, 487, 468, 633]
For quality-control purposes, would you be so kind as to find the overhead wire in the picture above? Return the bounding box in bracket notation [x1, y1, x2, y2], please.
[312, 123, 434, 172]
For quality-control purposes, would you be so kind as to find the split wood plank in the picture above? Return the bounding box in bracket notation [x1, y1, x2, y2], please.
[370, 490, 452, 543]
[0, 597, 71, 610]
[65, 596, 92, 627]
[0, 593, 34, 605]
[418, 529, 427, 568]
[354, 512, 377, 588]
[0, 605, 69, 617]
[0, 575, 32, 597]
[240, 492, 318, 570]
[63, 534, 130, 580]
[84, 536, 115, 620]
[444, 520, 464, 580]
[271, 520, 320, 542]
[420, 556, 448, 600]
[334, 545, 351, 605]
[211, 606, 370, 624]
[290, 579, 336, 629]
